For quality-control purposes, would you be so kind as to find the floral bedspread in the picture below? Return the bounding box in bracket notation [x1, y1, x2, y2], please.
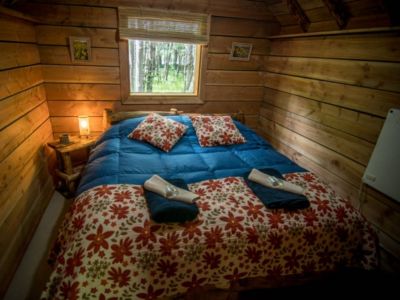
[42, 172, 377, 299]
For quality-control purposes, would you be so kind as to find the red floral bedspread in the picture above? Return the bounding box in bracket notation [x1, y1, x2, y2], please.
[42, 172, 377, 299]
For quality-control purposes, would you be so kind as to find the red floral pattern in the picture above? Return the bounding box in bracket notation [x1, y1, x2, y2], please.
[42, 173, 377, 299]
[190, 115, 246, 147]
[128, 113, 187, 152]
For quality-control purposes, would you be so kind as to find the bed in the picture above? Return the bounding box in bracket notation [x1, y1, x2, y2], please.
[42, 111, 377, 299]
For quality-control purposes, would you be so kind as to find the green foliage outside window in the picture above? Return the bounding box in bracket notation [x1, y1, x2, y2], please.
[128, 40, 198, 94]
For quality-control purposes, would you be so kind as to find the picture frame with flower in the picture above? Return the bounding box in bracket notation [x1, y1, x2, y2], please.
[69, 36, 91, 63]
[229, 42, 252, 61]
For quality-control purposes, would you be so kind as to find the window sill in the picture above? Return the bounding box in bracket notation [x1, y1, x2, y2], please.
[122, 95, 204, 105]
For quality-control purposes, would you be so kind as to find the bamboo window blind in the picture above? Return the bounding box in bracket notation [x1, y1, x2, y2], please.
[118, 7, 210, 44]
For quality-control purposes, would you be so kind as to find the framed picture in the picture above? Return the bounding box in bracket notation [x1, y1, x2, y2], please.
[69, 36, 91, 62]
[229, 42, 252, 61]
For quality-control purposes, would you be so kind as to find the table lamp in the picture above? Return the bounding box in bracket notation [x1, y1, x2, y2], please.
[78, 115, 90, 138]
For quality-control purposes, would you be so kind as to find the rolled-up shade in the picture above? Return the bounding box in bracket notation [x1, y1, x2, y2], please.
[118, 7, 210, 44]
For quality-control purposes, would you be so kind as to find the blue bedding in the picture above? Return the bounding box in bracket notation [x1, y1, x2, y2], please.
[77, 115, 306, 195]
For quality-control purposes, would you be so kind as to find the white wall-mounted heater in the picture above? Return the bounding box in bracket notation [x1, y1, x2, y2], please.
[362, 108, 400, 203]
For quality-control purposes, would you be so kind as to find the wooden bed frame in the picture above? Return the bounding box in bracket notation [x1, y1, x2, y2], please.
[102, 108, 245, 131]
[181, 271, 336, 299]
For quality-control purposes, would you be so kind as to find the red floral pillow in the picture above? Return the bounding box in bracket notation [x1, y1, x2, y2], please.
[128, 113, 187, 152]
[190, 115, 246, 147]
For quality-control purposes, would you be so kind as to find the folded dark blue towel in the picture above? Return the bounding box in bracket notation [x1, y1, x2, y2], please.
[244, 168, 309, 210]
[144, 179, 199, 223]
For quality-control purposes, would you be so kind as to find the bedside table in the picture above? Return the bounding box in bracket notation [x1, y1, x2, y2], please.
[48, 136, 97, 195]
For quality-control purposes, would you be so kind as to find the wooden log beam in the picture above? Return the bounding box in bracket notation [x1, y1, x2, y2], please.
[322, 0, 349, 29]
[382, 0, 400, 26]
[0, 4, 36, 22]
[285, 0, 310, 32]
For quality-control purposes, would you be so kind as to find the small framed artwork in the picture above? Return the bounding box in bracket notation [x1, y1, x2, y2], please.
[229, 42, 252, 61]
[69, 36, 91, 62]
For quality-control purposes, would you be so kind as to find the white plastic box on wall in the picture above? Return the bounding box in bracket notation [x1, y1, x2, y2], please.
[362, 108, 400, 202]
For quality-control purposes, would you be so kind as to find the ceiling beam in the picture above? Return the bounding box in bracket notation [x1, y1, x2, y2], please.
[1, 0, 21, 6]
[0, 5, 37, 22]
[382, 0, 400, 26]
[285, 0, 310, 32]
[322, 0, 349, 29]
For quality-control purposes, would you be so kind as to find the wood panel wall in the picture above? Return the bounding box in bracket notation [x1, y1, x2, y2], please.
[11, 0, 399, 276]
[0, 9, 54, 296]
[20, 0, 280, 137]
[260, 30, 400, 271]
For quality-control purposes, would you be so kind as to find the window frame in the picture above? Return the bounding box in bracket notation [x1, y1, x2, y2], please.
[120, 40, 206, 104]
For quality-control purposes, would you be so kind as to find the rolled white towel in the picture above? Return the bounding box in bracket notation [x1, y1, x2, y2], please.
[248, 169, 305, 195]
[144, 175, 199, 204]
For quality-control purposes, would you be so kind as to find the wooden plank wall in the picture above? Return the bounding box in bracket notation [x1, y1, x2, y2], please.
[0, 10, 54, 295]
[260, 30, 400, 271]
[20, 0, 280, 138]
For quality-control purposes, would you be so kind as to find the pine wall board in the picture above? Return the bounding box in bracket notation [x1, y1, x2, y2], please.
[0, 11, 54, 297]
[23, 0, 280, 137]
[12, 0, 400, 280]
[3, 2, 397, 292]
[260, 30, 400, 270]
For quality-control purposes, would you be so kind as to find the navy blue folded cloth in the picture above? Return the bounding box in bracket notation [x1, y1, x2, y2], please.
[144, 179, 199, 223]
[244, 168, 309, 210]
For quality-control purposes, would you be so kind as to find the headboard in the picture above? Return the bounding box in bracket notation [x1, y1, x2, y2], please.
[103, 109, 245, 131]
[102, 108, 183, 130]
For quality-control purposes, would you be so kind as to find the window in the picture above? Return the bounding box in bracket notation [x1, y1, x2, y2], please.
[128, 40, 201, 95]
[118, 7, 209, 103]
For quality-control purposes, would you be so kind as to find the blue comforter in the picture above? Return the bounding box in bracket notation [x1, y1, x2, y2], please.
[77, 115, 306, 195]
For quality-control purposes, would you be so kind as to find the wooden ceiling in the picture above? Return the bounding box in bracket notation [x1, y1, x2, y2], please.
[255, 0, 400, 35]
[2, 0, 399, 36]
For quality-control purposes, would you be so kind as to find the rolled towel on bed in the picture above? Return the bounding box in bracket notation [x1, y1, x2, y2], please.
[144, 175, 199, 203]
[248, 169, 305, 195]
[144, 175, 199, 223]
[245, 168, 309, 210]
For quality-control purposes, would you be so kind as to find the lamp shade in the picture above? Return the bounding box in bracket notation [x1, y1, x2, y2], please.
[78, 115, 90, 136]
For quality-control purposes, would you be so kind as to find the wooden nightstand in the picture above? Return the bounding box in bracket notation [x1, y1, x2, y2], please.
[48, 136, 97, 195]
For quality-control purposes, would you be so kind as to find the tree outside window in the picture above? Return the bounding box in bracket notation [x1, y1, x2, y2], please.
[128, 40, 200, 95]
